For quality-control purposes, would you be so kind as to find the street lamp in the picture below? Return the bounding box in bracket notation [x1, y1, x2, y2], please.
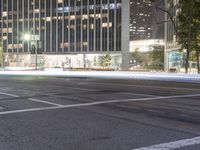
[23, 34, 39, 70]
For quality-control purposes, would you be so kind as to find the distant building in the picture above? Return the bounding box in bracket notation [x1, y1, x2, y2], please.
[0, 0, 130, 70]
[129, 0, 153, 41]
[152, 2, 165, 39]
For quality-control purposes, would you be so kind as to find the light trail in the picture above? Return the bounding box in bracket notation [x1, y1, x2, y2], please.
[0, 71, 200, 83]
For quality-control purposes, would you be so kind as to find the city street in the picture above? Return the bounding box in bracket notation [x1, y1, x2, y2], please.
[0, 77, 200, 150]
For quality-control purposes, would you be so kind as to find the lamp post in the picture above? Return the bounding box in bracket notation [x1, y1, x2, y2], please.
[23, 34, 39, 70]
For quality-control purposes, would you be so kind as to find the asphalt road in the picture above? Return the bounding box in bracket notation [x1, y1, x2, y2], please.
[0, 77, 200, 150]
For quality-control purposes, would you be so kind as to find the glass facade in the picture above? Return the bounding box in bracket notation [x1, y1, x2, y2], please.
[0, 0, 123, 54]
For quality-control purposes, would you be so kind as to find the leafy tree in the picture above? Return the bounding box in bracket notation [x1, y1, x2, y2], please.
[130, 48, 143, 66]
[149, 45, 164, 70]
[196, 34, 200, 73]
[193, 1, 200, 73]
[177, 0, 200, 73]
[0, 41, 3, 68]
[150, 0, 200, 73]
[177, 0, 194, 73]
[100, 54, 112, 69]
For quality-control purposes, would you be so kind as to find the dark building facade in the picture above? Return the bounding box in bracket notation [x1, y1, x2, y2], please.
[0, 0, 129, 69]
[129, 0, 153, 41]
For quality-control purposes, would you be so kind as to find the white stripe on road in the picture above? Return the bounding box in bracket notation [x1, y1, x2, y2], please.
[132, 136, 200, 150]
[0, 93, 200, 116]
[28, 98, 64, 107]
[120, 92, 159, 98]
[0, 92, 19, 97]
[0, 91, 63, 107]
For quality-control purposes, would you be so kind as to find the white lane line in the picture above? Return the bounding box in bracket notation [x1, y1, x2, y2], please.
[120, 92, 159, 98]
[132, 136, 200, 150]
[28, 98, 64, 107]
[0, 92, 19, 97]
[0, 93, 200, 116]
[0, 91, 63, 107]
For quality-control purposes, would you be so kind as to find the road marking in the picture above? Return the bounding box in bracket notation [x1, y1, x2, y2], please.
[28, 98, 64, 107]
[0, 92, 19, 97]
[0, 93, 200, 116]
[132, 136, 200, 150]
[0, 91, 63, 107]
[120, 92, 159, 98]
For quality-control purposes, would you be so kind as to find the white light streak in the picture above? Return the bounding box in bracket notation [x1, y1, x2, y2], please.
[0, 71, 200, 83]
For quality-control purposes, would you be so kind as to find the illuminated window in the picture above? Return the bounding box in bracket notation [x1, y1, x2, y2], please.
[58, 0, 63, 4]
[3, 36, 7, 40]
[34, 9, 40, 13]
[3, 12, 7, 17]
[70, 15, 75, 19]
[8, 28, 13, 33]
[83, 42, 88, 46]
[90, 24, 94, 29]
[82, 15, 88, 19]
[8, 44, 13, 49]
[102, 22, 112, 28]
[46, 17, 51, 22]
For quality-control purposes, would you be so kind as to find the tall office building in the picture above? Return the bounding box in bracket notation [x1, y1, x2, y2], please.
[129, 0, 153, 41]
[0, 0, 129, 69]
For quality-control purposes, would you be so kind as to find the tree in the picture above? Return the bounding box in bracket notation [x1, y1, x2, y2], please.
[176, 0, 200, 74]
[177, 0, 195, 73]
[193, 0, 200, 73]
[100, 54, 112, 69]
[0, 41, 3, 68]
[149, 45, 164, 70]
[130, 48, 143, 66]
[150, 0, 200, 73]
[196, 34, 200, 73]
